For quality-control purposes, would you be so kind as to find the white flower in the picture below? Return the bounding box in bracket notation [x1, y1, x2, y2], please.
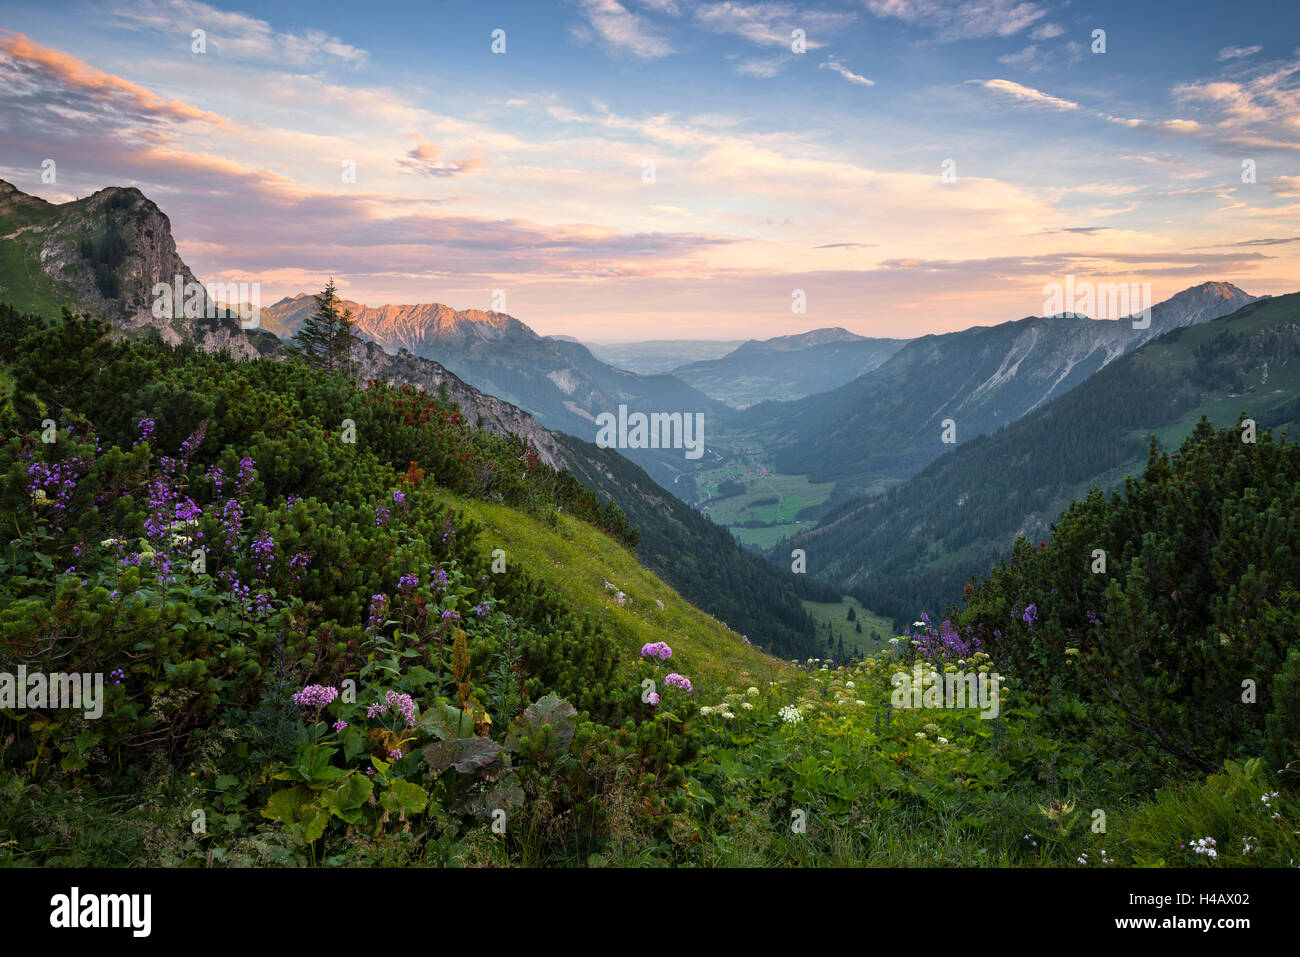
[746, 687, 759, 696]
[741, 702, 754, 710]
[855, 699, 865, 706]
[915, 732, 926, 739]
[779, 705, 802, 724]
[937, 736, 949, 745]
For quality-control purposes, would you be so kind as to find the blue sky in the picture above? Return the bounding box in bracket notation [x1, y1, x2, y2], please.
[1, 0, 1297, 339]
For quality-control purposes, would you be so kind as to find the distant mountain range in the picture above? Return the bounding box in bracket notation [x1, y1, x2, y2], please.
[582, 338, 746, 375]
[777, 291, 1300, 629]
[673, 328, 910, 408]
[737, 281, 1259, 498]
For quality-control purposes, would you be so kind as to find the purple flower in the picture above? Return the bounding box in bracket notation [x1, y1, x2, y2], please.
[474, 601, 490, 617]
[441, 610, 460, 621]
[641, 641, 672, 661]
[392, 490, 406, 505]
[1022, 604, 1038, 628]
[375, 506, 390, 527]
[384, 690, 418, 727]
[366, 594, 389, 632]
[399, 572, 419, 592]
[389, 749, 403, 760]
[134, 418, 156, 446]
[1086, 610, 1100, 625]
[647, 692, 660, 706]
[292, 684, 339, 710]
[664, 673, 692, 692]
[332, 719, 348, 732]
[252, 530, 275, 576]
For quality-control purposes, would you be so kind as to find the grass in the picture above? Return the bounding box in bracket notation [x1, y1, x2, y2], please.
[442, 490, 794, 695]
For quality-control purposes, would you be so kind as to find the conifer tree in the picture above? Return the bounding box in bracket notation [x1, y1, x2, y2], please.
[294, 279, 359, 375]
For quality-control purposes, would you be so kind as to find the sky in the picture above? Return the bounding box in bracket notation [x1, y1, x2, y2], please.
[1, 0, 1298, 341]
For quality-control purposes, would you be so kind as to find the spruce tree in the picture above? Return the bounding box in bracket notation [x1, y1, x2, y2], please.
[294, 279, 343, 373]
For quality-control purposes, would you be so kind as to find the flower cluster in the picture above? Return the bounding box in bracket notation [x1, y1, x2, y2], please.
[134, 417, 156, 447]
[640, 641, 672, 661]
[664, 673, 692, 692]
[292, 684, 339, 710]
[367, 690, 418, 727]
[1187, 837, 1218, 859]
[366, 594, 389, 633]
[779, 704, 802, 724]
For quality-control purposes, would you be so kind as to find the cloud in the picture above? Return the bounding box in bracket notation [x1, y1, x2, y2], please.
[571, 0, 675, 58]
[1029, 23, 1064, 40]
[109, 0, 368, 67]
[864, 0, 1047, 41]
[734, 56, 788, 77]
[818, 59, 874, 86]
[692, 3, 854, 49]
[979, 78, 1078, 110]
[1217, 45, 1263, 62]
[396, 135, 484, 178]
[0, 30, 234, 129]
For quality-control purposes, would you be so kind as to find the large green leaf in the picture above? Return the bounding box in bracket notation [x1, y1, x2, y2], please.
[379, 779, 428, 816]
[423, 736, 504, 773]
[262, 785, 311, 824]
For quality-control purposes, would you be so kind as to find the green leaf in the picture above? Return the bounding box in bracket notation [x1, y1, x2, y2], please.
[262, 785, 311, 824]
[423, 736, 504, 773]
[379, 779, 428, 816]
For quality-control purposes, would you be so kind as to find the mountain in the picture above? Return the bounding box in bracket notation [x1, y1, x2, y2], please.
[727, 326, 867, 356]
[740, 282, 1259, 497]
[0, 178, 824, 657]
[259, 294, 735, 495]
[777, 291, 1300, 629]
[674, 329, 910, 407]
[582, 338, 746, 375]
[0, 179, 282, 359]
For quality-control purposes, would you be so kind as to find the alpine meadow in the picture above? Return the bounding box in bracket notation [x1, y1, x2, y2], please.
[1, 0, 1299, 927]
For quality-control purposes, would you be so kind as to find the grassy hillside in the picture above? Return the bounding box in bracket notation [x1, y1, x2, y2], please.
[444, 490, 790, 691]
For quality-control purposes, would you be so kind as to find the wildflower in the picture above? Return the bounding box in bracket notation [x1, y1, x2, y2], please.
[332, 720, 348, 732]
[1022, 604, 1037, 627]
[292, 684, 339, 710]
[389, 749, 403, 760]
[134, 418, 156, 446]
[778, 705, 802, 724]
[398, 572, 419, 592]
[664, 673, 692, 692]
[392, 490, 406, 505]
[366, 594, 389, 632]
[385, 690, 418, 727]
[746, 686, 759, 696]
[915, 732, 926, 739]
[647, 692, 660, 706]
[641, 641, 672, 661]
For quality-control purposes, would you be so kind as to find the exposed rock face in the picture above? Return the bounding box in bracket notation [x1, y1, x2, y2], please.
[260, 294, 532, 351]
